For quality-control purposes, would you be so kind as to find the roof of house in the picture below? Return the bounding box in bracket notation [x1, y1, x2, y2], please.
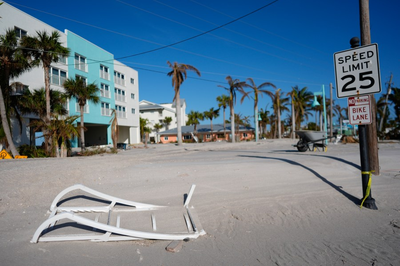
[159, 124, 254, 135]
[139, 99, 185, 112]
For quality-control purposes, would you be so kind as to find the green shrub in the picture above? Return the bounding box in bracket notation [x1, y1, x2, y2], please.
[17, 145, 48, 158]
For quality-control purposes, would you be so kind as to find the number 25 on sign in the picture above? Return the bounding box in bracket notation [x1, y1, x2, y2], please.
[334, 44, 381, 98]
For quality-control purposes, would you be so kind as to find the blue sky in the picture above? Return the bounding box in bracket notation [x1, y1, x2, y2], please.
[6, 0, 400, 126]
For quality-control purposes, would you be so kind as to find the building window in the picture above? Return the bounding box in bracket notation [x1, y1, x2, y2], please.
[75, 75, 87, 86]
[74, 53, 86, 72]
[101, 102, 110, 116]
[100, 65, 109, 80]
[131, 108, 135, 114]
[131, 93, 135, 99]
[11, 83, 29, 95]
[14, 27, 27, 38]
[100, 83, 110, 98]
[243, 133, 248, 137]
[114, 71, 125, 86]
[116, 105, 126, 118]
[58, 54, 67, 64]
[114, 88, 126, 102]
[76, 101, 89, 113]
[183, 135, 192, 140]
[164, 136, 169, 140]
[49, 67, 67, 86]
[206, 134, 211, 139]
[130, 78, 135, 84]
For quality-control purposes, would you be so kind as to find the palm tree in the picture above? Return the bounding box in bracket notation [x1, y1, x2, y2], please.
[0, 29, 33, 157]
[187, 110, 204, 137]
[313, 95, 324, 131]
[286, 88, 296, 139]
[291, 86, 313, 131]
[18, 87, 68, 122]
[163, 116, 173, 130]
[143, 126, 151, 148]
[167, 61, 200, 145]
[216, 94, 230, 139]
[203, 107, 219, 138]
[270, 89, 289, 139]
[388, 87, 400, 124]
[139, 117, 149, 144]
[218, 76, 246, 143]
[110, 109, 118, 149]
[241, 78, 275, 141]
[63, 76, 100, 152]
[258, 107, 270, 138]
[376, 95, 390, 136]
[334, 104, 347, 134]
[18, 87, 67, 152]
[30, 114, 79, 157]
[234, 113, 250, 141]
[21, 31, 70, 124]
[153, 123, 163, 143]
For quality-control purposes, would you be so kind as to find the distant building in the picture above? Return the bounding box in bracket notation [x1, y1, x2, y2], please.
[139, 100, 188, 142]
[1, 2, 140, 147]
[159, 124, 255, 144]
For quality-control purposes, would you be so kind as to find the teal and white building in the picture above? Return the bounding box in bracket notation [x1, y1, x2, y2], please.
[0, 2, 140, 147]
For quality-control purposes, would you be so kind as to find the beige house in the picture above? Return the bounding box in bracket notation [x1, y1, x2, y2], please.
[139, 100, 188, 142]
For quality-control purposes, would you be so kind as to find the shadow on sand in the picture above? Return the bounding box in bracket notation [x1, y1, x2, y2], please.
[238, 155, 361, 206]
[270, 150, 361, 171]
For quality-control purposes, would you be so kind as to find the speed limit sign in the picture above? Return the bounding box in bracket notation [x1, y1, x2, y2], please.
[334, 44, 381, 98]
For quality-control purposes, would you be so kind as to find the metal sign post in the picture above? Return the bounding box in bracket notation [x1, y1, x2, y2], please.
[334, 37, 378, 210]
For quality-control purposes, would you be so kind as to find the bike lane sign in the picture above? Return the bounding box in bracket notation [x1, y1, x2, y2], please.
[334, 44, 381, 98]
[348, 95, 372, 125]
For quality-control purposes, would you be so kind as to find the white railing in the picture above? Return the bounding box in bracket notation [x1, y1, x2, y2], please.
[117, 111, 127, 119]
[76, 103, 88, 113]
[114, 76, 125, 86]
[101, 89, 110, 98]
[101, 108, 111, 116]
[115, 94, 126, 102]
[75, 62, 86, 72]
[100, 71, 109, 80]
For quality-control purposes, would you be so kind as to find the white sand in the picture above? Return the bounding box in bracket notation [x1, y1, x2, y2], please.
[1, 139, 400, 265]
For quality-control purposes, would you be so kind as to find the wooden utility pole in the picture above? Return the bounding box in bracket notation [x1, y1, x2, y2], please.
[379, 74, 393, 132]
[359, 0, 380, 176]
[330, 83, 333, 141]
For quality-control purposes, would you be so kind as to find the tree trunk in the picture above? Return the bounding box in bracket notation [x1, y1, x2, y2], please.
[145, 132, 149, 148]
[277, 106, 281, 139]
[230, 104, 235, 143]
[175, 90, 182, 145]
[43, 65, 52, 154]
[80, 104, 85, 152]
[291, 98, 295, 139]
[319, 111, 323, 131]
[254, 105, 258, 142]
[223, 107, 226, 139]
[0, 87, 19, 157]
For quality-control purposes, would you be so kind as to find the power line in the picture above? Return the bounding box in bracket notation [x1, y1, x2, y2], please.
[152, 0, 327, 66]
[114, 0, 280, 59]
[7, 1, 294, 75]
[189, 0, 328, 55]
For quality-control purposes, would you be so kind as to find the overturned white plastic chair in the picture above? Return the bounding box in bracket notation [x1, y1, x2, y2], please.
[31, 184, 205, 243]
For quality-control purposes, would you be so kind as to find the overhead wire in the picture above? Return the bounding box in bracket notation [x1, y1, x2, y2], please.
[152, 0, 328, 66]
[7, 0, 293, 77]
[5, 0, 323, 86]
[113, 0, 280, 59]
[189, 0, 328, 55]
